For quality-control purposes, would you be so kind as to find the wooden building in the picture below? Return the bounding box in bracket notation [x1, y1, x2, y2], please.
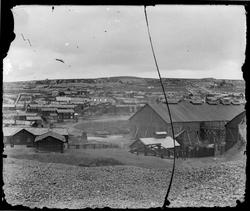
[129, 133, 180, 158]
[41, 108, 57, 117]
[129, 102, 244, 156]
[57, 109, 75, 121]
[34, 131, 66, 153]
[225, 111, 246, 150]
[3, 128, 35, 147]
[3, 127, 69, 148]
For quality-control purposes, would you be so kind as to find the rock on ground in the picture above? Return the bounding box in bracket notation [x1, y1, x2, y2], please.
[3, 157, 246, 208]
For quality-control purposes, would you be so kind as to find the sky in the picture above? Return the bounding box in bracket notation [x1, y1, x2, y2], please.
[3, 5, 246, 82]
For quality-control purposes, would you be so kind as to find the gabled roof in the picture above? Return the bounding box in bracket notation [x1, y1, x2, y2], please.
[34, 131, 66, 142]
[3, 127, 69, 137]
[26, 128, 69, 136]
[130, 102, 245, 123]
[3, 127, 23, 136]
[51, 128, 69, 136]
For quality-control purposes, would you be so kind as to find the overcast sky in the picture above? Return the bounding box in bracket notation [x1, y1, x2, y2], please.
[3, 5, 246, 82]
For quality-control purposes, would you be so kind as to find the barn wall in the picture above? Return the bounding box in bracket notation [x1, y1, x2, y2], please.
[129, 105, 168, 138]
[36, 137, 63, 152]
[172, 122, 200, 146]
[129, 104, 233, 150]
[12, 130, 35, 146]
[225, 111, 246, 150]
[200, 121, 226, 145]
[129, 105, 202, 140]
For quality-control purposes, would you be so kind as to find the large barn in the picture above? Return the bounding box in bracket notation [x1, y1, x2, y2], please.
[129, 102, 245, 154]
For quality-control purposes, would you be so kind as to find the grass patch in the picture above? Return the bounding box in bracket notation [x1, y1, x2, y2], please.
[6, 150, 124, 167]
[78, 157, 124, 167]
[4, 147, 173, 169]
[74, 119, 130, 135]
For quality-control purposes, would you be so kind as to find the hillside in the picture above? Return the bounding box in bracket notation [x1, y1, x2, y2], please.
[3, 155, 245, 208]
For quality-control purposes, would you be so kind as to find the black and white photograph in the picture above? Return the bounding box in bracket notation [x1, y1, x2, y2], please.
[2, 4, 247, 208]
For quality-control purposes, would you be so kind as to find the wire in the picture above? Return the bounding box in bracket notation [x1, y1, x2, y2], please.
[143, 6, 176, 207]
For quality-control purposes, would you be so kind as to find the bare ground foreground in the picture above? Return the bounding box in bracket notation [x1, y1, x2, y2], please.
[3, 145, 246, 208]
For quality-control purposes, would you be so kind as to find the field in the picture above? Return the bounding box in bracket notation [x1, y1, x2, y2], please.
[73, 115, 131, 135]
[3, 144, 246, 208]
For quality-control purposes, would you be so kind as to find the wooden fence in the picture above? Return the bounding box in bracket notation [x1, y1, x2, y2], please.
[69, 143, 119, 149]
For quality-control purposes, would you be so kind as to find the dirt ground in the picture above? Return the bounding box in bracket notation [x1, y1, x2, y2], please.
[3, 144, 246, 208]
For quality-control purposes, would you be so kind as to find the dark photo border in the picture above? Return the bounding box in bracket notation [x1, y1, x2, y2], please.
[1, 0, 249, 210]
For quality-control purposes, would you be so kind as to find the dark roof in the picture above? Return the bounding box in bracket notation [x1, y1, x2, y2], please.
[26, 128, 68, 136]
[225, 111, 246, 126]
[3, 127, 23, 136]
[130, 101, 245, 123]
[34, 131, 66, 142]
[3, 127, 69, 137]
[2, 127, 34, 137]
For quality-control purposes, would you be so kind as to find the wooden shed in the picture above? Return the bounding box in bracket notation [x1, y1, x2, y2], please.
[3, 127, 69, 148]
[129, 135, 180, 158]
[3, 128, 35, 147]
[34, 131, 66, 153]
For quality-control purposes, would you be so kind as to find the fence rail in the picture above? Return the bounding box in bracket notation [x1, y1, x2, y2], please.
[69, 143, 119, 149]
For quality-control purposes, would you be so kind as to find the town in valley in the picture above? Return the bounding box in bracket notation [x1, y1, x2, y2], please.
[3, 5, 247, 208]
[3, 76, 246, 161]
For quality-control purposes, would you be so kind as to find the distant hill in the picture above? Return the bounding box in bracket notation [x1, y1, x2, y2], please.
[201, 77, 216, 81]
[3, 76, 244, 84]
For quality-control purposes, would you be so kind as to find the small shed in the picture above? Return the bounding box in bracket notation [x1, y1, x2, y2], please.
[3, 127, 35, 147]
[34, 131, 66, 153]
[129, 136, 180, 158]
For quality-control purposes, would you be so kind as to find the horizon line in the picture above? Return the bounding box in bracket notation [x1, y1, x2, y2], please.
[3, 75, 245, 83]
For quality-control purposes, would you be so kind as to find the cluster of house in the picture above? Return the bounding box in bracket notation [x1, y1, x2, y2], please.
[158, 91, 245, 106]
[27, 104, 76, 122]
[3, 110, 44, 127]
[3, 127, 69, 153]
[128, 101, 246, 158]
